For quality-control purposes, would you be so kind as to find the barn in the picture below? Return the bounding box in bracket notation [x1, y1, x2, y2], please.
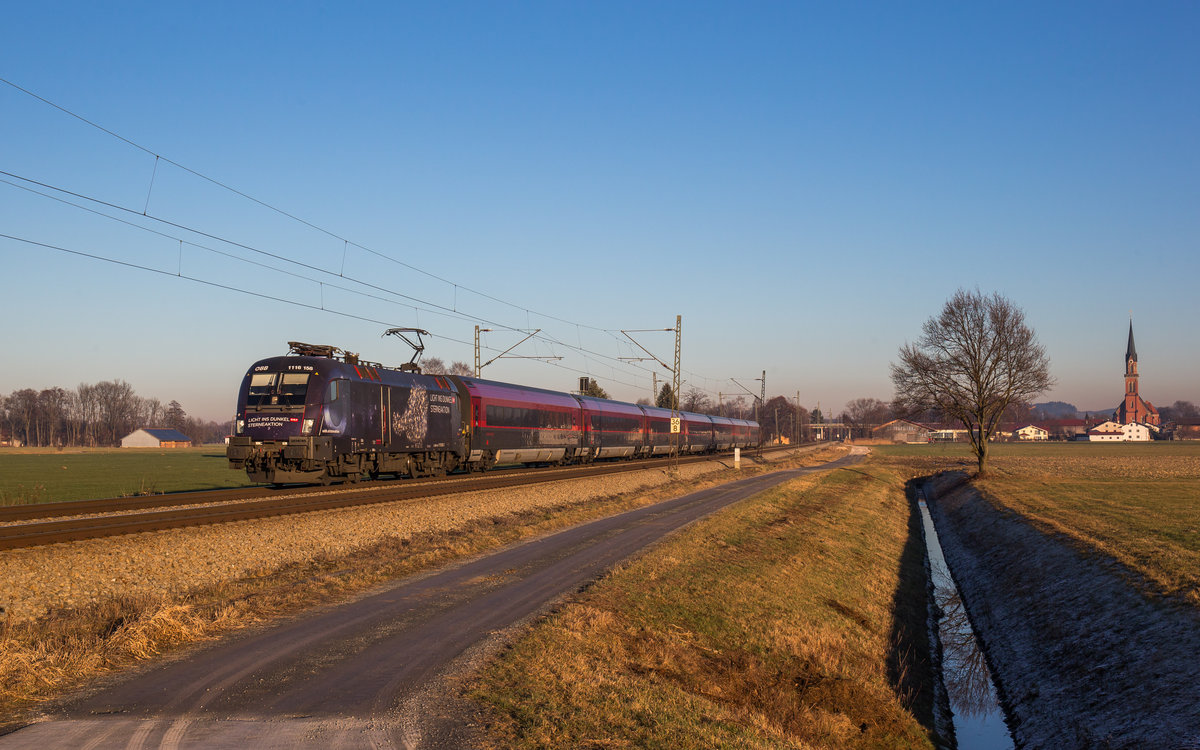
[872, 419, 931, 444]
[120, 428, 193, 448]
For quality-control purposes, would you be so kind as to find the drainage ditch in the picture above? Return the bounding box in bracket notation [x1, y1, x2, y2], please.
[917, 487, 1013, 750]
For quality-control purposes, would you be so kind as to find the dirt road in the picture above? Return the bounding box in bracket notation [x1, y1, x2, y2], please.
[2, 451, 864, 749]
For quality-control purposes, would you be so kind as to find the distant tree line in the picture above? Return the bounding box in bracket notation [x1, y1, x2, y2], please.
[0, 382, 231, 447]
[420, 358, 474, 377]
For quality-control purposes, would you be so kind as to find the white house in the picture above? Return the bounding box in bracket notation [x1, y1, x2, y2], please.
[1016, 424, 1049, 441]
[1087, 420, 1151, 442]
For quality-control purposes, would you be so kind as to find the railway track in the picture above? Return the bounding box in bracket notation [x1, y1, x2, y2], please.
[0, 446, 802, 551]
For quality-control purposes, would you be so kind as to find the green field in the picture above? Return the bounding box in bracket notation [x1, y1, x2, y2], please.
[0, 446, 253, 504]
[873, 440, 1200, 606]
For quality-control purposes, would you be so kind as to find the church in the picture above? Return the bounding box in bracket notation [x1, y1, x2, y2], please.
[1114, 320, 1160, 426]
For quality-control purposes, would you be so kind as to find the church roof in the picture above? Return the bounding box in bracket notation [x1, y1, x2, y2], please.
[1126, 320, 1137, 362]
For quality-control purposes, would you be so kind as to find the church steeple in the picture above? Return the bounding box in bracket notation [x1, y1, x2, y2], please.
[1116, 318, 1159, 426]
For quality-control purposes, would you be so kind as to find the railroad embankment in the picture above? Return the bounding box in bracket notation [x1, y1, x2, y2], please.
[924, 473, 1200, 749]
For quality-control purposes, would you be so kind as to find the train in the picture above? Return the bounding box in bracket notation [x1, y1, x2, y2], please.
[227, 342, 760, 484]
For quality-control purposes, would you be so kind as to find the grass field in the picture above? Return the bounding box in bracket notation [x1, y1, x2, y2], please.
[0, 446, 253, 504]
[474, 461, 939, 749]
[873, 441, 1200, 606]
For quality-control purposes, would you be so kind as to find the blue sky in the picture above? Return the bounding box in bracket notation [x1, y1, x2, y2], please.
[2, 2, 1197, 421]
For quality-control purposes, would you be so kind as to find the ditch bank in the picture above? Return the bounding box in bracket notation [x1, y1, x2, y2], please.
[923, 473, 1200, 749]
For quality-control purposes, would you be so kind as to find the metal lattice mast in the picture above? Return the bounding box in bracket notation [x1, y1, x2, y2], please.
[474, 326, 485, 377]
[671, 315, 682, 472]
[759, 369, 766, 455]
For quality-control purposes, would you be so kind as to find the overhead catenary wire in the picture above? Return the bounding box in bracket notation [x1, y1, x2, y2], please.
[0, 77, 749, 402]
[0, 76, 606, 332]
[0, 169, 678, 390]
[1, 169, 734, 401]
[0, 229, 664, 392]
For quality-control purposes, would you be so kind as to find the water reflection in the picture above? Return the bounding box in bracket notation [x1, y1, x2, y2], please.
[934, 564, 999, 717]
[919, 497, 1013, 749]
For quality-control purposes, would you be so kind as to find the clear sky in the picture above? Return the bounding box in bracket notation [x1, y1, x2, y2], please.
[2, 2, 1197, 421]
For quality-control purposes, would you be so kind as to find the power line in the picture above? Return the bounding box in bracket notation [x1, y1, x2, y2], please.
[0, 76, 610, 333]
[0, 170, 664, 383]
[1, 77, 759, 399]
[0, 230, 649, 389]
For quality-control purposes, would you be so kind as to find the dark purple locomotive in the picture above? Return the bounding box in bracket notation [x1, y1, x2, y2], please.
[227, 342, 760, 485]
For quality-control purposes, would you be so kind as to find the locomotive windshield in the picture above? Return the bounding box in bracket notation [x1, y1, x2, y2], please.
[247, 372, 311, 407]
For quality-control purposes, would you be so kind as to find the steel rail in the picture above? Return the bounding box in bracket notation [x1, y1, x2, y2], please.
[0, 446, 804, 551]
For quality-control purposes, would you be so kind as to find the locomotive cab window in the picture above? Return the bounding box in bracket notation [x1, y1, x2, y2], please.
[247, 372, 310, 407]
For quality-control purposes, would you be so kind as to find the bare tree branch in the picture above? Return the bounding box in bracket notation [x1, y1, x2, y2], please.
[891, 289, 1053, 475]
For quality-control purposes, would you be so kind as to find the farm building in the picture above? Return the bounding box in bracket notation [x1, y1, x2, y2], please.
[1172, 418, 1200, 440]
[120, 428, 193, 448]
[1086, 420, 1152, 442]
[1016, 424, 1049, 441]
[873, 419, 931, 444]
[1041, 418, 1090, 440]
[930, 426, 971, 442]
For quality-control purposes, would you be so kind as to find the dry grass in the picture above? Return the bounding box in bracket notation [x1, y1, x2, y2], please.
[474, 461, 939, 749]
[0, 447, 838, 727]
[876, 442, 1200, 606]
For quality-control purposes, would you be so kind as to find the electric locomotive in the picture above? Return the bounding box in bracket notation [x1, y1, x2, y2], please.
[227, 341, 761, 485]
[227, 342, 466, 484]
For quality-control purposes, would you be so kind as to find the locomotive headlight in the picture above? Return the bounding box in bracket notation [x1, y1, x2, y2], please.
[236, 419, 245, 434]
[302, 418, 315, 435]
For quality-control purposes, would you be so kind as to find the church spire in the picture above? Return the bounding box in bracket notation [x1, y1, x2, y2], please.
[1126, 319, 1138, 363]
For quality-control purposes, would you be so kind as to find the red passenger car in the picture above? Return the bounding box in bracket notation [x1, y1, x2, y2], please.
[454, 377, 583, 467]
[579, 396, 645, 459]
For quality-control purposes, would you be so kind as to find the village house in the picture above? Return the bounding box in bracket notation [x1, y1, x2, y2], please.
[1015, 424, 1049, 441]
[1086, 420, 1152, 442]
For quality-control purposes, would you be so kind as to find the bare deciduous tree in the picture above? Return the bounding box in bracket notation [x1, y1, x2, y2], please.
[843, 397, 892, 438]
[680, 387, 712, 414]
[420, 357, 447, 375]
[891, 289, 1052, 476]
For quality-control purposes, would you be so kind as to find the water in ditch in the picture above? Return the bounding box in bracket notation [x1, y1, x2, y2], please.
[918, 496, 1014, 749]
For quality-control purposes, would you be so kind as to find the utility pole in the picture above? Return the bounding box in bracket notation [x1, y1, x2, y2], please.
[621, 317, 682, 474]
[671, 315, 682, 474]
[474, 326, 489, 376]
[759, 370, 766, 456]
[652, 371, 658, 404]
[759, 370, 766, 423]
[796, 390, 802, 444]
